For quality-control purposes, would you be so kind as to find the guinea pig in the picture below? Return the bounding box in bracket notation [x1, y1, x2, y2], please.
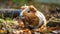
[20, 5, 47, 31]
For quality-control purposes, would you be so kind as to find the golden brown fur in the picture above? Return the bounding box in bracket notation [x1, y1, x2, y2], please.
[21, 5, 39, 26]
[20, 5, 47, 32]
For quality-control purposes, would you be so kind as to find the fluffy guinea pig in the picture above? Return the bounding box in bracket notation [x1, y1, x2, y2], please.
[20, 5, 47, 31]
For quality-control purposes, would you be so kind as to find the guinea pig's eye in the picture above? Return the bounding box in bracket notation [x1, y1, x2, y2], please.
[27, 11, 30, 13]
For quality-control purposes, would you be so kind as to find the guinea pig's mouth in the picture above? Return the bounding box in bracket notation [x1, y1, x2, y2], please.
[20, 16, 25, 19]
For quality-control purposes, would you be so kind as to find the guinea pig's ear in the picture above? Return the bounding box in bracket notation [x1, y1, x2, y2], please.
[29, 5, 37, 12]
[20, 6, 25, 10]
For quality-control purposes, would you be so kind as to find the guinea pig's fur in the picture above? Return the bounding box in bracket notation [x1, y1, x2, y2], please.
[20, 5, 47, 31]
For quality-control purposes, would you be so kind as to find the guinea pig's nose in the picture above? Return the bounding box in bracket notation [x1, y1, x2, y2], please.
[21, 16, 24, 17]
[20, 15, 25, 19]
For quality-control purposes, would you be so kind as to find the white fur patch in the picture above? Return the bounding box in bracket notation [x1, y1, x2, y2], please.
[20, 6, 30, 16]
[20, 6, 29, 19]
[35, 11, 46, 27]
